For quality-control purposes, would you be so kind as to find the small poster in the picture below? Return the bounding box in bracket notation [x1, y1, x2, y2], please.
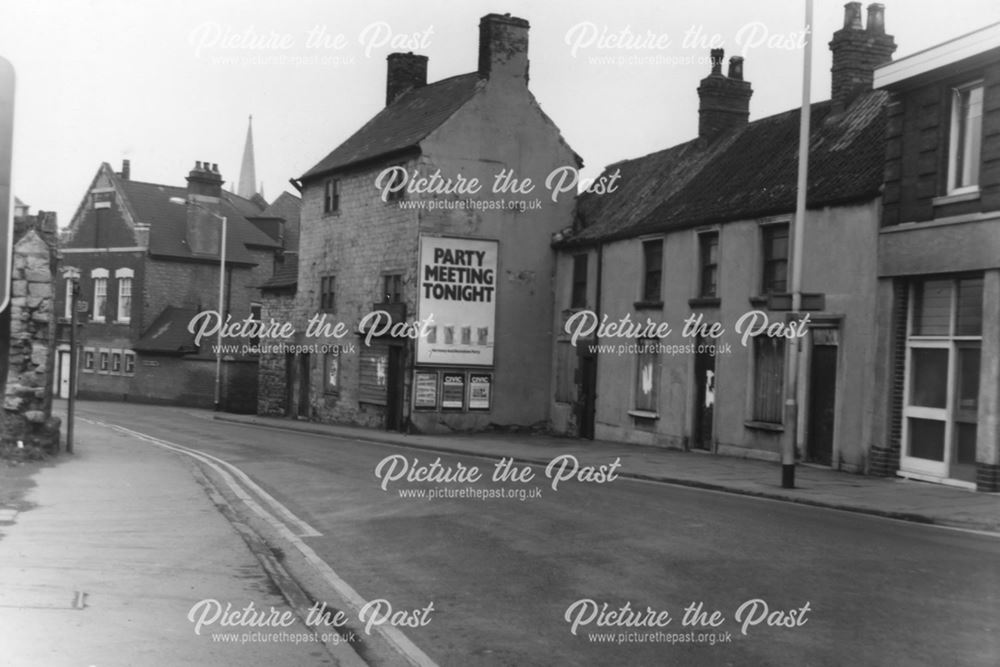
[441, 373, 465, 409]
[468, 373, 492, 410]
[414, 372, 438, 410]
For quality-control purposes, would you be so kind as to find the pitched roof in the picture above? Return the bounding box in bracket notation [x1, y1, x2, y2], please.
[301, 73, 483, 180]
[256, 191, 301, 252]
[122, 180, 279, 263]
[259, 253, 298, 291]
[566, 90, 889, 246]
[134, 306, 199, 354]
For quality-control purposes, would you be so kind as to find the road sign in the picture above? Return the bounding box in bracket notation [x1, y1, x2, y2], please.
[76, 300, 89, 313]
[0, 57, 14, 312]
[766, 292, 826, 312]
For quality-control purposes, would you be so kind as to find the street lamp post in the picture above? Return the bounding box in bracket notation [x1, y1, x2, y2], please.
[169, 197, 227, 411]
[63, 267, 80, 454]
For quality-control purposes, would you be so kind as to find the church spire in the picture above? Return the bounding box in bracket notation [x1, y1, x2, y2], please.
[237, 114, 257, 199]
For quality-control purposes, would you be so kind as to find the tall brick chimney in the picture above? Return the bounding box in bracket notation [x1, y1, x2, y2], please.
[697, 49, 753, 142]
[386, 52, 428, 106]
[478, 13, 530, 85]
[185, 161, 224, 256]
[120, 159, 130, 181]
[829, 2, 896, 112]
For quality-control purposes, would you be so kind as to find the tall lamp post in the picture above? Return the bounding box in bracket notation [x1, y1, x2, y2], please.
[169, 197, 227, 411]
[63, 267, 80, 454]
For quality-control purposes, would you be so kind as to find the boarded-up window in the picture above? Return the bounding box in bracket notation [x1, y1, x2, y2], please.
[358, 343, 389, 405]
[752, 337, 784, 423]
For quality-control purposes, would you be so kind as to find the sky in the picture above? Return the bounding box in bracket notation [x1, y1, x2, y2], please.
[2, 0, 999, 226]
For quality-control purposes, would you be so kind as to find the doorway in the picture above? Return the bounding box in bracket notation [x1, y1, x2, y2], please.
[807, 342, 838, 465]
[693, 341, 716, 450]
[297, 353, 311, 418]
[57, 349, 71, 399]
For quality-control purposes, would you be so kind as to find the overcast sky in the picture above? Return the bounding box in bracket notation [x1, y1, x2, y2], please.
[3, 0, 999, 226]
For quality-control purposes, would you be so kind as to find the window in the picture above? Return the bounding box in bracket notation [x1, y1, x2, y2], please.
[124, 351, 136, 375]
[383, 274, 402, 304]
[641, 239, 663, 303]
[64, 278, 74, 320]
[320, 276, 336, 312]
[249, 302, 262, 344]
[98, 349, 110, 373]
[358, 343, 389, 405]
[751, 337, 784, 424]
[947, 82, 983, 193]
[115, 268, 133, 324]
[903, 275, 983, 482]
[91, 268, 109, 322]
[324, 349, 340, 394]
[385, 165, 406, 202]
[83, 348, 95, 372]
[761, 224, 789, 295]
[571, 254, 588, 309]
[111, 351, 122, 373]
[634, 339, 660, 413]
[323, 178, 340, 213]
[698, 232, 719, 298]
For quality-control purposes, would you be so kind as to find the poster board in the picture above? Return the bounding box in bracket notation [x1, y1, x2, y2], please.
[417, 236, 498, 366]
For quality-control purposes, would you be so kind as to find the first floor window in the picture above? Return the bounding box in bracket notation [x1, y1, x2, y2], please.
[751, 337, 784, 424]
[641, 239, 663, 303]
[323, 178, 340, 213]
[383, 274, 402, 304]
[634, 339, 660, 412]
[91, 268, 109, 322]
[571, 253, 588, 309]
[320, 276, 336, 312]
[761, 224, 789, 295]
[115, 268, 134, 323]
[698, 231, 719, 298]
[948, 82, 983, 193]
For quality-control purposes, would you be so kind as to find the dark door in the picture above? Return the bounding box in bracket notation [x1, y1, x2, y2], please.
[284, 352, 295, 417]
[693, 342, 716, 450]
[578, 354, 597, 440]
[807, 345, 837, 465]
[385, 346, 405, 432]
[297, 353, 310, 419]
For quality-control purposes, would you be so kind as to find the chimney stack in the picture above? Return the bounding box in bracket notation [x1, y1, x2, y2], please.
[184, 161, 224, 256]
[697, 50, 753, 143]
[829, 2, 896, 112]
[386, 52, 428, 106]
[120, 159, 130, 181]
[478, 13, 530, 85]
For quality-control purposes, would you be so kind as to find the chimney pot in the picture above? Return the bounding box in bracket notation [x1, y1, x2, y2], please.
[710, 48, 724, 75]
[866, 3, 886, 34]
[385, 52, 429, 106]
[728, 56, 744, 81]
[195, 160, 202, 170]
[478, 13, 530, 84]
[212, 163, 218, 172]
[844, 2, 863, 29]
[121, 159, 130, 181]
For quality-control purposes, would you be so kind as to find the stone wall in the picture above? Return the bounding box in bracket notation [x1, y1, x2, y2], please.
[2, 213, 60, 452]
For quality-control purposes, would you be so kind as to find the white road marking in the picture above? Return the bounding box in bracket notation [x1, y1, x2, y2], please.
[84, 418, 440, 667]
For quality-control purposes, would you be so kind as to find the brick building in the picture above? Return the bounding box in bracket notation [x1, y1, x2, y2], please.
[551, 3, 896, 473]
[871, 21, 1000, 490]
[56, 160, 291, 410]
[258, 13, 579, 432]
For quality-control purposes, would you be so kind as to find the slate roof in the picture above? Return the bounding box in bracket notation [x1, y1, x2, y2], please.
[300, 73, 483, 180]
[259, 253, 299, 291]
[566, 90, 889, 246]
[134, 306, 199, 354]
[122, 180, 279, 263]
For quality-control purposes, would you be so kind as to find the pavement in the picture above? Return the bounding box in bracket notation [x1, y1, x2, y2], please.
[217, 412, 1000, 534]
[0, 418, 353, 667]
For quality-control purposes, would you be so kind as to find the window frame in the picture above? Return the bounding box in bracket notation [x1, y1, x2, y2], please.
[632, 339, 661, 414]
[83, 348, 95, 372]
[320, 275, 337, 312]
[698, 231, 720, 298]
[124, 350, 136, 376]
[115, 268, 133, 324]
[382, 273, 403, 304]
[324, 349, 340, 395]
[760, 223, 789, 296]
[323, 178, 340, 214]
[91, 268, 109, 323]
[946, 80, 984, 195]
[570, 253, 588, 309]
[640, 238, 664, 305]
[749, 336, 785, 425]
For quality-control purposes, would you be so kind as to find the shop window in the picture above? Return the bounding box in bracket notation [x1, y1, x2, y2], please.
[358, 343, 389, 405]
[634, 339, 660, 413]
[751, 337, 784, 424]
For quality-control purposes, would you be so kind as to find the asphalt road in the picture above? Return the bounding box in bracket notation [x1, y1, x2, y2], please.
[73, 401, 1000, 667]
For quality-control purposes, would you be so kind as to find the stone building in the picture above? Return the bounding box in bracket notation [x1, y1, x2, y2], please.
[872, 21, 1000, 491]
[258, 13, 579, 432]
[55, 159, 292, 411]
[551, 3, 896, 473]
[1, 203, 61, 452]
